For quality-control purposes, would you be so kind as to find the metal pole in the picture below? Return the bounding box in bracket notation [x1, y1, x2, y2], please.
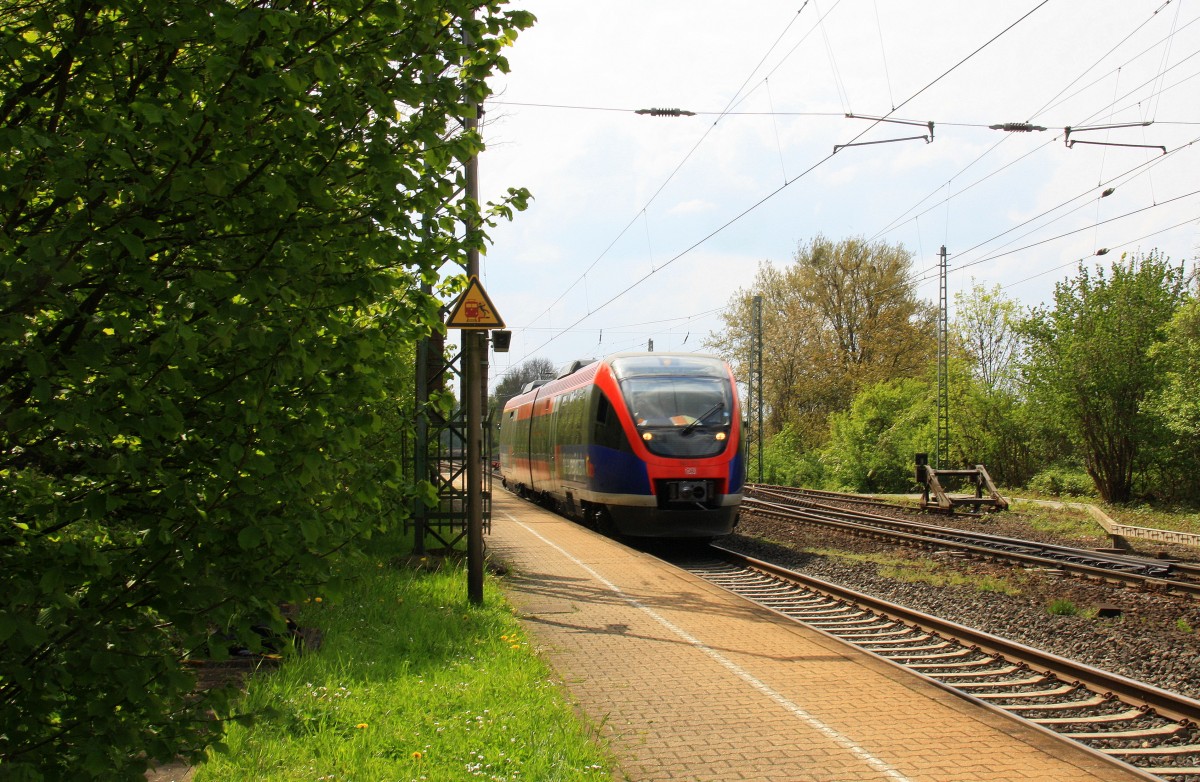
[754, 295, 764, 482]
[936, 246, 949, 470]
[414, 317, 428, 556]
[466, 332, 484, 605]
[464, 15, 484, 606]
[746, 306, 754, 482]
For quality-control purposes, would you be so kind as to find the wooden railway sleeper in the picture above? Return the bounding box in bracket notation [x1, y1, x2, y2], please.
[1135, 767, 1200, 777]
[738, 591, 828, 603]
[906, 656, 996, 671]
[774, 602, 857, 613]
[931, 664, 1024, 679]
[799, 617, 892, 629]
[732, 586, 809, 599]
[788, 605, 871, 617]
[853, 639, 951, 652]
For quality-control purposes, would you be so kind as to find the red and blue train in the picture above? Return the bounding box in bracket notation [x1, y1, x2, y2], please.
[497, 352, 744, 538]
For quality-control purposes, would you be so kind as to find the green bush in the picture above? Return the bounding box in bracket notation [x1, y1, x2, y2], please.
[760, 423, 825, 486]
[819, 377, 933, 493]
[0, 2, 532, 779]
[1026, 467, 1096, 498]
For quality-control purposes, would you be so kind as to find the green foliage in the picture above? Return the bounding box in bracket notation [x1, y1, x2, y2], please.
[819, 376, 933, 492]
[1046, 598, 1080, 616]
[952, 281, 1024, 394]
[490, 356, 556, 413]
[760, 422, 824, 487]
[946, 376, 1041, 486]
[1018, 252, 1188, 503]
[1143, 298, 1200, 500]
[195, 558, 612, 780]
[0, 1, 533, 778]
[1026, 467, 1096, 498]
[948, 283, 1048, 486]
[707, 236, 934, 448]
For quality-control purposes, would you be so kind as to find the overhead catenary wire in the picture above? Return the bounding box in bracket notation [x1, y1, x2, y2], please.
[1027, 6, 1191, 121]
[518, 1, 1053, 361]
[867, 10, 1200, 297]
[896, 133, 1197, 289]
[999, 211, 1200, 294]
[904, 187, 1200, 291]
[504, 3, 817, 336]
[871, 5, 1199, 255]
[852, 134, 1200, 316]
[490, 0, 1197, 380]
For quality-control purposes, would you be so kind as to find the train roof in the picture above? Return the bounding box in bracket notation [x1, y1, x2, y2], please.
[501, 352, 732, 411]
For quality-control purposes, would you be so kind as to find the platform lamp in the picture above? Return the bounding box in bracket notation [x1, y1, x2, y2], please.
[491, 330, 511, 353]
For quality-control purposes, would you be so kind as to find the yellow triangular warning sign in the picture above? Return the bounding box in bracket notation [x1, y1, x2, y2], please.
[445, 276, 505, 329]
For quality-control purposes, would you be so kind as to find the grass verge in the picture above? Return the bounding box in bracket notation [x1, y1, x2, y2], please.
[193, 552, 612, 782]
[801, 547, 1025, 596]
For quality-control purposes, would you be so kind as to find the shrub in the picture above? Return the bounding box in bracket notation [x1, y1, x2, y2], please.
[1027, 467, 1096, 498]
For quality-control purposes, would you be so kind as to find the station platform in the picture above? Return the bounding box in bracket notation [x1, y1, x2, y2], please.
[486, 489, 1155, 782]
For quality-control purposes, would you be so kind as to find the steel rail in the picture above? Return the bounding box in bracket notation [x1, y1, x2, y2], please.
[742, 494, 1200, 601]
[749, 486, 1174, 575]
[686, 545, 1200, 780]
[709, 544, 1200, 727]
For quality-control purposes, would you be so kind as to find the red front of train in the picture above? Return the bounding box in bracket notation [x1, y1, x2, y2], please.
[498, 352, 744, 538]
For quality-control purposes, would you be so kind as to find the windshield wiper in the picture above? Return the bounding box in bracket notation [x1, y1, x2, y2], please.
[681, 401, 725, 435]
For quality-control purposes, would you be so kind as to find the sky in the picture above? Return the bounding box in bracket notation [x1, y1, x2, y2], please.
[465, 0, 1200, 390]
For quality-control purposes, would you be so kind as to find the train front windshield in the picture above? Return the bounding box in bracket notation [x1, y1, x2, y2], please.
[611, 356, 733, 458]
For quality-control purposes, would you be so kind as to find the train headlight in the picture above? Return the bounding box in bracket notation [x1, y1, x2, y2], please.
[714, 432, 727, 441]
[642, 432, 654, 441]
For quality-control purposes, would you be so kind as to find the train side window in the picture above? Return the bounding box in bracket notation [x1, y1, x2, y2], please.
[592, 390, 631, 452]
[595, 392, 610, 424]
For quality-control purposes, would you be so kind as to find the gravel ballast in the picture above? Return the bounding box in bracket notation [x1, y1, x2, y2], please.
[722, 510, 1200, 701]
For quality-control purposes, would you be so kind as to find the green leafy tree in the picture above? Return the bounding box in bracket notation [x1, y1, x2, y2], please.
[1018, 252, 1187, 503]
[760, 422, 824, 487]
[819, 376, 933, 493]
[1143, 297, 1200, 499]
[0, 1, 533, 779]
[949, 283, 1039, 486]
[953, 282, 1023, 394]
[947, 375, 1040, 487]
[708, 235, 934, 452]
[490, 356, 556, 413]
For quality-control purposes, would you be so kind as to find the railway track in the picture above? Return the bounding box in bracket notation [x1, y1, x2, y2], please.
[743, 486, 1200, 600]
[749, 484, 910, 511]
[669, 545, 1200, 781]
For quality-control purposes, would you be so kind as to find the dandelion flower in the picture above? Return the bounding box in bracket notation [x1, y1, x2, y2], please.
[510, 644, 520, 650]
[411, 751, 423, 760]
[314, 597, 323, 603]
[356, 723, 368, 729]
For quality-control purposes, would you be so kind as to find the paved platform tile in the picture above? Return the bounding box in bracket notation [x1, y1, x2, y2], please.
[489, 492, 1153, 782]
